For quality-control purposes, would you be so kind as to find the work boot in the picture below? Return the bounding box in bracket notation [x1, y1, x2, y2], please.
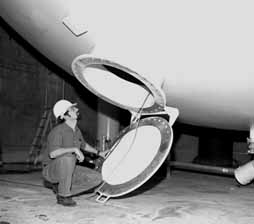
[44, 180, 58, 194]
[57, 195, 77, 207]
[52, 183, 58, 194]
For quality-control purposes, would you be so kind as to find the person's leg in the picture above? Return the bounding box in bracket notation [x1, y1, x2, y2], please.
[42, 155, 77, 206]
[42, 164, 58, 193]
[48, 155, 76, 197]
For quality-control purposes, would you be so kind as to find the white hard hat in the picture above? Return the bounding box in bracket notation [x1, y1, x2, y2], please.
[53, 99, 77, 119]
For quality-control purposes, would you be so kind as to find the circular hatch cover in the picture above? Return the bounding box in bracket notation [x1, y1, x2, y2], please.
[96, 116, 173, 202]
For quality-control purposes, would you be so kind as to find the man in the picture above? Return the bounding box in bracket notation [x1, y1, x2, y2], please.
[42, 99, 107, 206]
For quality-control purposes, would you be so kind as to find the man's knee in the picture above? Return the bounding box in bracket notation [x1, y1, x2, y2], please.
[57, 155, 76, 167]
[45, 155, 76, 182]
[55, 155, 76, 175]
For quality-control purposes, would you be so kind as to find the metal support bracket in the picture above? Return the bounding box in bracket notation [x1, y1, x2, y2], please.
[247, 138, 254, 154]
[95, 191, 110, 203]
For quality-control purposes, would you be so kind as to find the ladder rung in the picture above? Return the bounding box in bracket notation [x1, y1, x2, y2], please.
[28, 109, 53, 164]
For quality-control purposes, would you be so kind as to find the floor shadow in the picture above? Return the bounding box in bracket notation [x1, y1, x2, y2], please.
[116, 172, 167, 199]
[0, 163, 32, 174]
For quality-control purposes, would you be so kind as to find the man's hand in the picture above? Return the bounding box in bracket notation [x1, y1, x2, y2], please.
[74, 148, 85, 162]
[98, 149, 110, 159]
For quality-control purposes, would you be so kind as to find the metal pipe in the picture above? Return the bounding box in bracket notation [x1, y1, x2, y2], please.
[247, 122, 254, 154]
[170, 161, 235, 176]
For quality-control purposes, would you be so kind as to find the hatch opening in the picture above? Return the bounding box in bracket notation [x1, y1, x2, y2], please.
[81, 63, 155, 110]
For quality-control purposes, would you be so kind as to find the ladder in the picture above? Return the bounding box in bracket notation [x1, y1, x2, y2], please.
[27, 108, 55, 168]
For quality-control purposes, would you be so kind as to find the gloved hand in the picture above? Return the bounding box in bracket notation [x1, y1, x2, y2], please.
[98, 149, 110, 159]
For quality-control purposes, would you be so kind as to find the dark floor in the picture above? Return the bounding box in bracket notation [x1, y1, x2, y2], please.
[0, 167, 253, 224]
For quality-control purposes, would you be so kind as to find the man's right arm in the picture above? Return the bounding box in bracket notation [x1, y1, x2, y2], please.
[50, 147, 77, 158]
[50, 147, 84, 162]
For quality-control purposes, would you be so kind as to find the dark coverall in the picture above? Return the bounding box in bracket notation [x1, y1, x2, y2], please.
[42, 123, 101, 197]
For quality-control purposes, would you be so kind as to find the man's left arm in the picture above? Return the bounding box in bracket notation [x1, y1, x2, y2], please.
[83, 143, 98, 155]
[79, 131, 99, 155]
[79, 130, 109, 158]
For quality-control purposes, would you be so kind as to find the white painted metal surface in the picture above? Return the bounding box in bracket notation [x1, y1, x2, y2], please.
[102, 126, 161, 185]
[1, 0, 254, 131]
[71, 53, 176, 200]
[71, 55, 166, 113]
[95, 117, 173, 201]
[234, 160, 254, 185]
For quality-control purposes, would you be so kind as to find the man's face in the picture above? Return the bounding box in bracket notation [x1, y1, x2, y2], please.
[65, 105, 79, 120]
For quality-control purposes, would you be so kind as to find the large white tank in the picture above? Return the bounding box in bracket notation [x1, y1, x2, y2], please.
[0, 0, 253, 131]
